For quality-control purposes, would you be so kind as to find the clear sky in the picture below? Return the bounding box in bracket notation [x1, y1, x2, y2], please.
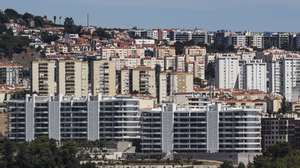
[1, 0, 299, 32]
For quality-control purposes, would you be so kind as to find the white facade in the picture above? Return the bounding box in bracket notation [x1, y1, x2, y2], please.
[252, 35, 263, 49]
[215, 55, 240, 89]
[282, 57, 300, 101]
[8, 95, 140, 142]
[239, 60, 267, 92]
[141, 103, 262, 154]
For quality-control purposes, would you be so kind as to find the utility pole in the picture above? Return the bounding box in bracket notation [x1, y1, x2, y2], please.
[87, 13, 90, 27]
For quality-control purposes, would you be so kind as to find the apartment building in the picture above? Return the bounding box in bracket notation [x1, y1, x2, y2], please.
[142, 57, 165, 69]
[265, 56, 281, 94]
[175, 31, 192, 42]
[8, 95, 141, 142]
[191, 30, 208, 44]
[111, 57, 141, 70]
[232, 34, 247, 48]
[193, 59, 206, 80]
[101, 47, 145, 59]
[32, 59, 90, 97]
[239, 60, 267, 92]
[215, 54, 240, 89]
[132, 66, 156, 97]
[170, 72, 193, 94]
[99, 97, 140, 141]
[281, 57, 300, 101]
[158, 72, 193, 103]
[119, 67, 156, 97]
[119, 68, 131, 95]
[252, 34, 263, 49]
[154, 47, 176, 58]
[92, 60, 116, 96]
[158, 72, 169, 103]
[175, 55, 186, 72]
[164, 56, 176, 71]
[0, 63, 23, 85]
[141, 103, 262, 154]
[262, 114, 300, 150]
[184, 46, 206, 56]
[57, 60, 88, 97]
[31, 60, 56, 96]
[218, 106, 261, 153]
[0, 111, 8, 138]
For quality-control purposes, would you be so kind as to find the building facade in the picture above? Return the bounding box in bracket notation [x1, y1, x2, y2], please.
[8, 95, 141, 142]
[215, 55, 240, 89]
[141, 104, 262, 154]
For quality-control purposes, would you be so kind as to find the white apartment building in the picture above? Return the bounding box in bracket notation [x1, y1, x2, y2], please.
[265, 57, 281, 94]
[135, 39, 155, 45]
[232, 35, 247, 48]
[282, 57, 300, 101]
[239, 60, 267, 92]
[215, 54, 240, 89]
[101, 47, 145, 59]
[141, 103, 262, 154]
[175, 55, 186, 72]
[8, 95, 141, 142]
[252, 35, 263, 49]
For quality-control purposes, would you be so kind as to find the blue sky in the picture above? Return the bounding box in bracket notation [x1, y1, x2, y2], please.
[1, 0, 299, 32]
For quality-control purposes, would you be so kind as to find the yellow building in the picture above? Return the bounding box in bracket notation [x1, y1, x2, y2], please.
[0, 111, 7, 138]
[32, 59, 89, 96]
[58, 60, 88, 97]
[132, 66, 156, 97]
[92, 60, 116, 96]
[158, 71, 194, 103]
[32, 60, 56, 96]
[119, 66, 156, 97]
[171, 72, 194, 93]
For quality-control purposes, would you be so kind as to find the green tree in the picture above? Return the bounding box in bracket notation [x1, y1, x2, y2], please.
[81, 162, 97, 168]
[64, 17, 81, 34]
[220, 161, 234, 168]
[4, 9, 20, 20]
[0, 33, 30, 56]
[175, 41, 184, 55]
[0, 11, 8, 23]
[237, 162, 246, 168]
[0, 24, 7, 34]
[34, 16, 44, 27]
[251, 143, 300, 168]
[0, 139, 16, 168]
[205, 62, 215, 80]
[95, 27, 112, 39]
[41, 32, 59, 43]
[22, 12, 34, 26]
[60, 141, 81, 168]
